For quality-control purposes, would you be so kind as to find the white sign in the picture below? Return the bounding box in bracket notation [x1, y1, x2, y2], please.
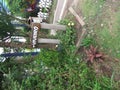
[32, 26, 39, 48]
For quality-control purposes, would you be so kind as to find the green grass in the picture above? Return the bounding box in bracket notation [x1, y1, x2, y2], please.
[95, 8, 120, 58]
[96, 27, 120, 58]
[74, 0, 120, 88]
[78, 0, 120, 59]
[79, 0, 105, 20]
[1, 23, 120, 90]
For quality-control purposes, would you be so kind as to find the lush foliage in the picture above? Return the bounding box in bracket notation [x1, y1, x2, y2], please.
[0, 7, 15, 39]
[81, 37, 96, 47]
[1, 0, 120, 89]
[8, 0, 38, 17]
[1, 19, 120, 90]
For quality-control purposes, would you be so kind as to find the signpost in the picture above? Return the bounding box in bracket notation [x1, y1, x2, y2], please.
[31, 23, 40, 48]
[30, 18, 65, 48]
[0, 17, 66, 58]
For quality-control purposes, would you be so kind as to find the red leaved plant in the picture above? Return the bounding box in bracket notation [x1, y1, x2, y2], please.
[85, 45, 104, 63]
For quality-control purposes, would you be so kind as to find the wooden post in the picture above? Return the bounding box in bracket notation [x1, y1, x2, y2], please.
[38, 38, 60, 44]
[0, 42, 57, 49]
[68, 7, 87, 54]
[40, 23, 66, 30]
[69, 7, 85, 26]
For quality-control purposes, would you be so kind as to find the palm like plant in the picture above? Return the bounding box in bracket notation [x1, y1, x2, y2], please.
[85, 45, 104, 63]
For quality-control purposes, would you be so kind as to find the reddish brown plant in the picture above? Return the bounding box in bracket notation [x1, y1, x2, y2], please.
[85, 45, 104, 63]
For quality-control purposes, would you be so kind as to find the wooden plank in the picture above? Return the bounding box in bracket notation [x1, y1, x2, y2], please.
[38, 38, 60, 44]
[76, 28, 87, 48]
[0, 42, 57, 48]
[32, 17, 42, 23]
[40, 23, 66, 30]
[69, 7, 85, 26]
[74, 28, 87, 54]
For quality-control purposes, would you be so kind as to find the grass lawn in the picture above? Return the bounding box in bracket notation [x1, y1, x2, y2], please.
[64, 0, 120, 86]
[77, 0, 120, 58]
[70, 0, 120, 82]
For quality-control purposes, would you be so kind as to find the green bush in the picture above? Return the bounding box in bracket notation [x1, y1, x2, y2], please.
[1, 18, 120, 89]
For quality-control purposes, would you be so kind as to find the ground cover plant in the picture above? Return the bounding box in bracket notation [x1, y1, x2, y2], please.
[1, 19, 120, 90]
[76, 0, 120, 85]
[0, 0, 120, 90]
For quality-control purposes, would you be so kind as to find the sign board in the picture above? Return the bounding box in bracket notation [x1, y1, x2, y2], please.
[31, 23, 40, 48]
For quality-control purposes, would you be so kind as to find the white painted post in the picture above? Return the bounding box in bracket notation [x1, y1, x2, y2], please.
[38, 38, 60, 44]
[40, 23, 66, 30]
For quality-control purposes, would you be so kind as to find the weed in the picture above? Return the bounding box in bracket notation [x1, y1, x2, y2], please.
[81, 37, 96, 47]
[58, 20, 76, 55]
[85, 45, 104, 63]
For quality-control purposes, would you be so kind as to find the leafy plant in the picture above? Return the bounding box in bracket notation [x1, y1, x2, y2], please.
[81, 37, 96, 47]
[85, 45, 104, 63]
[0, 11, 15, 39]
[59, 19, 70, 25]
[58, 20, 76, 55]
[37, 49, 59, 67]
